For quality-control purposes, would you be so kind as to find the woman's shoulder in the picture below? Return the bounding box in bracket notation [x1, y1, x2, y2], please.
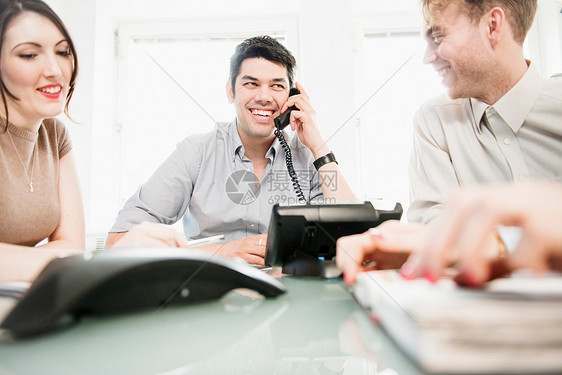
[40, 118, 72, 158]
[40, 118, 70, 140]
[41, 117, 68, 132]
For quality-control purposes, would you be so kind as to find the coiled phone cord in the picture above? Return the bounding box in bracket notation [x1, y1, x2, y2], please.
[274, 128, 306, 203]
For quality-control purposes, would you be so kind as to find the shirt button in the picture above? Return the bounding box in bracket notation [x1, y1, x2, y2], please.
[503, 138, 511, 145]
[489, 107, 496, 115]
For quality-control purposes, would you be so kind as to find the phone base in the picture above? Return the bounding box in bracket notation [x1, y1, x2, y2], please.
[281, 252, 341, 279]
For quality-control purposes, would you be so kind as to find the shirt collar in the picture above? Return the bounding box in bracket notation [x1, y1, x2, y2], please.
[229, 118, 283, 162]
[267, 133, 286, 162]
[493, 61, 542, 133]
[470, 98, 489, 132]
[226, 119, 244, 159]
[471, 61, 542, 133]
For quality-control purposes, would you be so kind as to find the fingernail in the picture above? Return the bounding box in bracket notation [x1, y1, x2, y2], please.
[368, 228, 384, 239]
[400, 263, 415, 280]
[457, 271, 479, 288]
[423, 268, 437, 283]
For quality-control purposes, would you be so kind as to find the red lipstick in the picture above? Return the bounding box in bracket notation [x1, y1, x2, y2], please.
[37, 84, 63, 99]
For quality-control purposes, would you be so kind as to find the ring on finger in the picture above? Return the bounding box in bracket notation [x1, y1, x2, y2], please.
[362, 260, 375, 267]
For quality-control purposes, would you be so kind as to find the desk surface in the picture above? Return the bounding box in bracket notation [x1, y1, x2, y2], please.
[0, 275, 424, 375]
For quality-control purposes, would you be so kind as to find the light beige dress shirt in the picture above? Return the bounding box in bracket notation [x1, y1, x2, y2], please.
[408, 63, 562, 224]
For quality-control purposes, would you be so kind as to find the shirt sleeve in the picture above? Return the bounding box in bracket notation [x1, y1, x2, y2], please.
[109, 137, 200, 232]
[55, 119, 72, 159]
[308, 166, 324, 203]
[407, 106, 460, 224]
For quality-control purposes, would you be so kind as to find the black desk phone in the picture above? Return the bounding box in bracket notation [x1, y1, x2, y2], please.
[265, 202, 403, 277]
[273, 88, 306, 202]
[1, 248, 286, 337]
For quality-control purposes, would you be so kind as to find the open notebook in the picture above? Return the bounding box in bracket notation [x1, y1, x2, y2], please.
[353, 270, 562, 374]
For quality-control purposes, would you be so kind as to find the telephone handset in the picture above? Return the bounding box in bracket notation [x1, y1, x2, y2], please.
[273, 88, 306, 203]
[274, 87, 300, 130]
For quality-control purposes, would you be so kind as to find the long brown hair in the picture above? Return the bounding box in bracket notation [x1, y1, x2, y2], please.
[0, 0, 78, 132]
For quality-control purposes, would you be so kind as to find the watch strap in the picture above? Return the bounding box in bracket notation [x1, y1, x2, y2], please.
[313, 152, 337, 170]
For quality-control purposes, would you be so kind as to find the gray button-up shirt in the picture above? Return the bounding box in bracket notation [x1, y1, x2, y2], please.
[110, 120, 323, 241]
[408, 63, 562, 224]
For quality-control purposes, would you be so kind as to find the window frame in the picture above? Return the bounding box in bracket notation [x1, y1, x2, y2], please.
[113, 17, 300, 205]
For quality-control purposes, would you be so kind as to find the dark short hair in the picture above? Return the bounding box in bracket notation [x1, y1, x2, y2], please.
[229, 35, 296, 93]
[0, 0, 78, 127]
[421, 0, 538, 44]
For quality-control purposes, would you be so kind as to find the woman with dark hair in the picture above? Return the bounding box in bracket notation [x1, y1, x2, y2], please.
[0, 0, 83, 282]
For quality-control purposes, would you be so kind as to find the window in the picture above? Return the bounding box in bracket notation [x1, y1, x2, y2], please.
[354, 3, 556, 217]
[355, 21, 443, 216]
[114, 19, 298, 207]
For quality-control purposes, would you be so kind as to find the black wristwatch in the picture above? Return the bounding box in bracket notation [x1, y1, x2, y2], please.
[313, 152, 338, 170]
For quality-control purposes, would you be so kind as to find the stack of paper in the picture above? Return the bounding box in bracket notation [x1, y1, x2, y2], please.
[353, 270, 562, 374]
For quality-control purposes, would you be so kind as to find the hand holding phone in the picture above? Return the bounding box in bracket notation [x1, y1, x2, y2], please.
[274, 87, 300, 130]
[273, 87, 306, 203]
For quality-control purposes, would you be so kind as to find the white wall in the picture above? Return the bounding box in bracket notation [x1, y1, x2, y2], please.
[44, 0, 97, 229]
[45, 0, 562, 234]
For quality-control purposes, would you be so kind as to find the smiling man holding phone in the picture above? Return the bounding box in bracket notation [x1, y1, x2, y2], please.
[106, 36, 356, 264]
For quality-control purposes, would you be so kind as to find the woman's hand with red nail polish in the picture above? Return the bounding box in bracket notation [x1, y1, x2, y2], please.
[336, 220, 425, 284]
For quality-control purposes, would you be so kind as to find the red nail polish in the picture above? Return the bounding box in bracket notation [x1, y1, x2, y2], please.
[423, 269, 437, 283]
[457, 271, 479, 288]
[400, 263, 415, 279]
[368, 228, 384, 240]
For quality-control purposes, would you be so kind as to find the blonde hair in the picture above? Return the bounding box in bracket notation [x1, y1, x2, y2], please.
[420, 0, 537, 44]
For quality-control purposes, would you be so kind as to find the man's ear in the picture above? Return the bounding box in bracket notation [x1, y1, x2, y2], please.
[226, 80, 234, 104]
[485, 7, 505, 47]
